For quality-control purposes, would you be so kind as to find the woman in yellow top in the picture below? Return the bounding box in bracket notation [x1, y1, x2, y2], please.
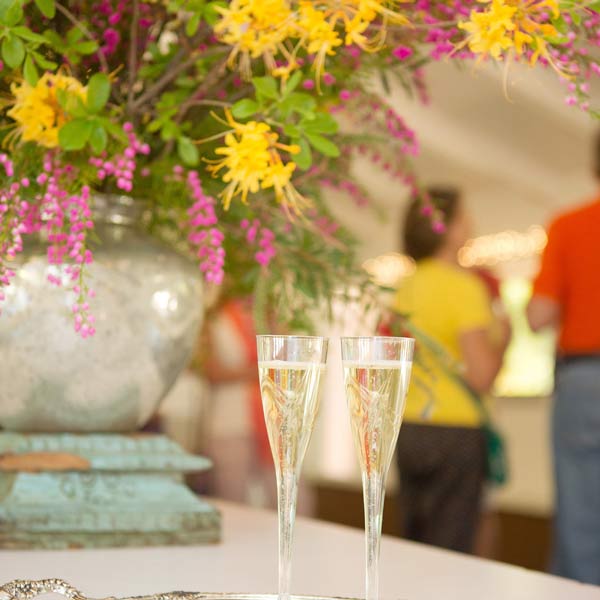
[394, 187, 510, 553]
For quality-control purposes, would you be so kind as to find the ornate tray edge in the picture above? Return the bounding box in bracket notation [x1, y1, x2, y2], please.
[0, 580, 360, 600]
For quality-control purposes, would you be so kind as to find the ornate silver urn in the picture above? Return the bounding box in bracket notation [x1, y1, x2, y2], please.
[0, 194, 203, 432]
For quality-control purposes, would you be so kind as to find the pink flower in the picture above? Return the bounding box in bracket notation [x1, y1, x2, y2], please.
[393, 46, 414, 61]
[323, 72, 336, 85]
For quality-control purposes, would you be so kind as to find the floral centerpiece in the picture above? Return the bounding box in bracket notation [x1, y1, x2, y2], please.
[0, 0, 598, 336]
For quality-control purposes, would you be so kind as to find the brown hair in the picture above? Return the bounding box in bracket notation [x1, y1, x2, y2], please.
[403, 186, 461, 261]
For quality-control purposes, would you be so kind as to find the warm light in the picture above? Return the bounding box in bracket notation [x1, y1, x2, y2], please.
[458, 225, 547, 268]
[363, 252, 416, 287]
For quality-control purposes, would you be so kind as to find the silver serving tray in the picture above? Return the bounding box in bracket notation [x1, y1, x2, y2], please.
[0, 580, 359, 600]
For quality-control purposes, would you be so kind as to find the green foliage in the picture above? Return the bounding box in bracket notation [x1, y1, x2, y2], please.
[58, 118, 94, 151]
[86, 74, 111, 114]
[2, 34, 24, 68]
[54, 74, 114, 154]
[305, 133, 340, 157]
[1, 0, 22, 27]
[30, 49, 56, 69]
[252, 76, 279, 100]
[23, 53, 38, 85]
[34, 0, 55, 18]
[43, 27, 98, 65]
[294, 138, 312, 170]
[231, 99, 259, 119]
[165, 0, 226, 31]
[177, 136, 199, 166]
[89, 124, 108, 154]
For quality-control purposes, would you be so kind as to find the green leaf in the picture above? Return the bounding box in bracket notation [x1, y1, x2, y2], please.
[56, 87, 87, 117]
[13, 26, 47, 44]
[186, 12, 201, 36]
[0, 0, 13, 21]
[58, 118, 94, 151]
[66, 26, 84, 44]
[74, 40, 98, 55]
[281, 92, 316, 117]
[283, 70, 303, 95]
[89, 124, 108, 154]
[3, 0, 22, 26]
[43, 29, 63, 48]
[102, 118, 127, 142]
[175, 75, 196, 89]
[231, 98, 259, 119]
[31, 50, 57, 69]
[546, 34, 569, 45]
[2, 35, 25, 68]
[160, 119, 179, 141]
[23, 54, 39, 86]
[283, 123, 301, 137]
[551, 14, 568, 33]
[86, 73, 111, 113]
[204, 1, 225, 26]
[306, 133, 340, 157]
[294, 137, 312, 170]
[34, 0, 55, 18]
[147, 119, 163, 134]
[571, 9, 582, 25]
[177, 135, 199, 166]
[252, 76, 279, 99]
[303, 112, 339, 134]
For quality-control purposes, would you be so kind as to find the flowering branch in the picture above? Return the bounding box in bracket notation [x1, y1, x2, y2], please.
[126, 0, 140, 117]
[55, 3, 109, 74]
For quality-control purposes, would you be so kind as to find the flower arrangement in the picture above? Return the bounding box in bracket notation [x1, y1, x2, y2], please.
[0, 0, 598, 336]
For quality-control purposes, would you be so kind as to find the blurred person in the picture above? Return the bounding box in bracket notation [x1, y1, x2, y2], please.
[527, 138, 600, 585]
[393, 187, 510, 553]
[202, 296, 275, 507]
[201, 296, 314, 514]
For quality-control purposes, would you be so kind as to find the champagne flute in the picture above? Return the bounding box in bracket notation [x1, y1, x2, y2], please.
[341, 336, 414, 600]
[257, 335, 328, 600]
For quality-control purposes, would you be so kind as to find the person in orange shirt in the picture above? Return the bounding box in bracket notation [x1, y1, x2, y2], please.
[527, 159, 600, 584]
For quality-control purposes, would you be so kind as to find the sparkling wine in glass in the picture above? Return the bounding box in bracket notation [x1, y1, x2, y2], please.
[257, 335, 328, 600]
[341, 336, 414, 600]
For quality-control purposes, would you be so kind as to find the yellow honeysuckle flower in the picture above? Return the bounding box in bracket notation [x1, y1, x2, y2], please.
[513, 29, 533, 54]
[206, 110, 307, 214]
[7, 72, 87, 148]
[214, 0, 410, 80]
[214, 0, 294, 77]
[458, 0, 562, 69]
[298, 2, 343, 80]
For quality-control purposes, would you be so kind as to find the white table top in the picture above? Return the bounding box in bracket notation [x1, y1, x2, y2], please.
[1, 501, 598, 600]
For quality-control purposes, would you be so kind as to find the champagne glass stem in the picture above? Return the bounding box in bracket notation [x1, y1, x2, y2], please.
[362, 471, 385, 600]
[277, 469, 299, 600]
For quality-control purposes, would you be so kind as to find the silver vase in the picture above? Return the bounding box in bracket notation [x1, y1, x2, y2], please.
[0, 194, 204, 432]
